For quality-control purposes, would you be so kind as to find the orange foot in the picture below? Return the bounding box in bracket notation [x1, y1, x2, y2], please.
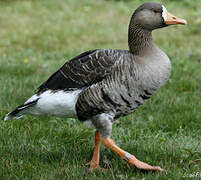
[104, 138, 164, 172]
[127, 154, 164, 171]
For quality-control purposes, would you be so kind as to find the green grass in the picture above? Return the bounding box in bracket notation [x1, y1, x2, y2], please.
[0, 0, 201, 179]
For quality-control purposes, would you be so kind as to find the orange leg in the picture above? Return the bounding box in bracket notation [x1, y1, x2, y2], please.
[86, 130, 102, 169]
[104, 137, 164, 171]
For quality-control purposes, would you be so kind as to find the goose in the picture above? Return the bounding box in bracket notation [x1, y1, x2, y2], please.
[4, 2, 187, 171]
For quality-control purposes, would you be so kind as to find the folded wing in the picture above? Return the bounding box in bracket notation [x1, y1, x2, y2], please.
[37, 49, 117, 93]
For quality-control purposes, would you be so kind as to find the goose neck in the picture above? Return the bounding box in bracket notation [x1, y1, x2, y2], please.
[128, 24, 153, 55]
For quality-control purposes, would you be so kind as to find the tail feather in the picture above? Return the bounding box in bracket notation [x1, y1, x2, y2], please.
[4, 99, 39, 121]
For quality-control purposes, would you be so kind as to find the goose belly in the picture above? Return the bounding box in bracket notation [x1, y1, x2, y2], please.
[26, 89, 82, 117]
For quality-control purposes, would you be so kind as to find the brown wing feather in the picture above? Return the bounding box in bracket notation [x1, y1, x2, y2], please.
[37, 49, 117, 93]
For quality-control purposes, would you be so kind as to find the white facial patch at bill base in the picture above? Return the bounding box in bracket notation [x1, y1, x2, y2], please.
[162, 5, 167, 21]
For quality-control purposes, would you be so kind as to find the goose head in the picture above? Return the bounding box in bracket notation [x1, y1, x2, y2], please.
[128, 2, 187, 54]
[131, 2, 187, 31]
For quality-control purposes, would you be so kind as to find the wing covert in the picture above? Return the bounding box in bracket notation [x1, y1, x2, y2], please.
[37, 49, 117, 93]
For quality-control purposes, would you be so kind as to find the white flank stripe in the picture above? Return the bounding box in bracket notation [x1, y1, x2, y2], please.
[25, 89, 82, 118]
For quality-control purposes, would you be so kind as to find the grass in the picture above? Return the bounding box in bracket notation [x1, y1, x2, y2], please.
[0, 0, 201, 179]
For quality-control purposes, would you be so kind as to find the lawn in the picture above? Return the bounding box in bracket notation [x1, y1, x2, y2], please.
[0, 0, 201, 179]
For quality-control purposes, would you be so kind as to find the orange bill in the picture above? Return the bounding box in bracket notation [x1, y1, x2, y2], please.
[165, 12, 187, 25]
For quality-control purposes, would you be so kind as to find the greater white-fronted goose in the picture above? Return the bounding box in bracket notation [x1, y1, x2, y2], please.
[4, 2, 187, 171]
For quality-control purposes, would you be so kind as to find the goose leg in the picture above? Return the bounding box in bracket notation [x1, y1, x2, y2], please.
[86, 130, 102, 169]
[103, 137, 164, 171]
